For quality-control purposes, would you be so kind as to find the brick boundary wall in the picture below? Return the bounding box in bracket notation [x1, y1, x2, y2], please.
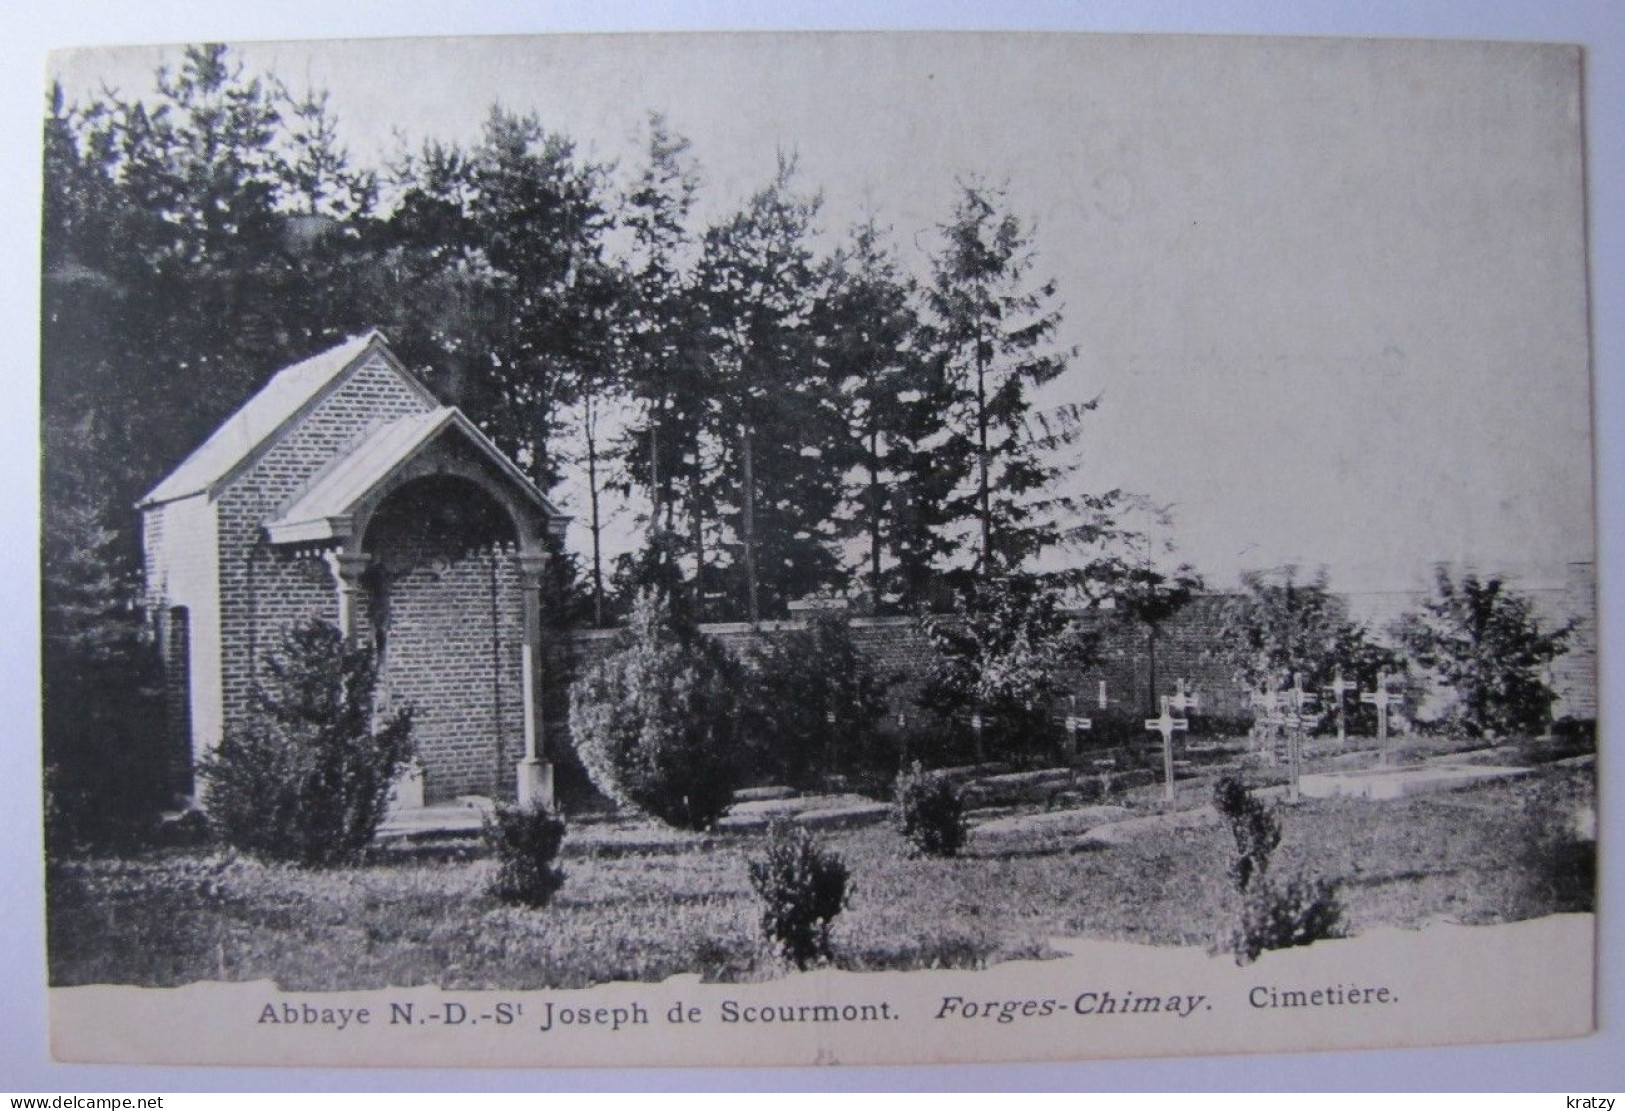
[554, 570, 1597, 785]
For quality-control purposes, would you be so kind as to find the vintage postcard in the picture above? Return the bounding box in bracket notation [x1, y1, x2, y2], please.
[40, 31, 1596, 1068]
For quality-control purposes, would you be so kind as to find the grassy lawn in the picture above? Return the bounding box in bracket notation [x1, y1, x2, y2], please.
[46, 759, 1593, 991]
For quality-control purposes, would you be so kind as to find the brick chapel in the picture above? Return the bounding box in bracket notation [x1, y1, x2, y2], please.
[139, 332, 570, 810]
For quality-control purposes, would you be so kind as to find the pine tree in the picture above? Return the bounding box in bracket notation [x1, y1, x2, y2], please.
[614, 115, 710, 618]
[924, 180, 1097, 580]
[694, 156, 844, 620]
[815, 218, 948, 612]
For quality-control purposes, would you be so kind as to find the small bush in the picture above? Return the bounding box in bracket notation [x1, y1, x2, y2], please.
[1395, 568, 1572, 738]
[745, 611, 892, 789]
[748, 823, 852, 969]
[893, 762, 968, 857]
[1511, 776, 1595, 917]
[43, 646, 172, 854]
[1229, 875, 1346, 965]
[200, 618, 413, 866]
[569, 592, 745, 830]
[482, 801, 568, 907]
[1213, 776, 1280, 893]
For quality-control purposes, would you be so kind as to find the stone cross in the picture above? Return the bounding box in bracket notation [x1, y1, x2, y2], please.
[1361, 678, 1403, 767]
[1324, 671, 1359, 747]
[1145, 695, 1189, 802]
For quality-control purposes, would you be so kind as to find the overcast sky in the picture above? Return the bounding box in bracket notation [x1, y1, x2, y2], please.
[50, 32, 1596, 593]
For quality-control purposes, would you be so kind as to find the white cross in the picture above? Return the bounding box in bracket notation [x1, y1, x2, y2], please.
[1250, 688, 1282, 714]
[1289, 673, 1318, 716]
[1324, 671, 1358, 746]
[1324, 672, 1359, 700]
[967, 708, 989, 763]
[1167, 689, 1200, 715]
[1361, 679, 1403, 766]
[1054, 696, 1093, 765]
[1269, 675, 1317, 803]
[1145, 695, 1189, 801]
[1248, 688, 1283, 761]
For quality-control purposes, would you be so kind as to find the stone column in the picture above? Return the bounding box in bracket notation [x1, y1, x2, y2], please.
[326, 551, 373, 642]
[515, 550, 554, 809]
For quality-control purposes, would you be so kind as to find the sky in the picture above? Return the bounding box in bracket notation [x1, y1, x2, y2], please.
[49, 31, 1597, 594]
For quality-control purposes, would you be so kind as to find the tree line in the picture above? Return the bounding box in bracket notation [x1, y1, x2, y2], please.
[44, 44, 1148, 646]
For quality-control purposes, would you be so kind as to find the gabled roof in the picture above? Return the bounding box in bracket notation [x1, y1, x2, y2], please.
[139, 330, 436, 508]
[264, 407, 567, 546]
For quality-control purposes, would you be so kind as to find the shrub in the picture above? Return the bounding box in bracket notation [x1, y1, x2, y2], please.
[1212, 776, 1280, 893]
[1510, 774, 1595, 917]
[43, 640, 172, 854]
[1229, 875, 1346, 965]
[745, 611, 892, 789]
[1395, 568, 1573, 737]
[1216, 566, 1403, 734]
[569, 592, 744, 830]
[483, 802, 567, 907]
[200, 618, 413, 866]
[918, 573, 1098, 762]
[893, 762, 968, 857]
[748, 823, 852, 969]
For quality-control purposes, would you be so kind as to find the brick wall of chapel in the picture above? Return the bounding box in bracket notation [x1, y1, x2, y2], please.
[214, 353, 432, 755]
[375, 538, 526, 802]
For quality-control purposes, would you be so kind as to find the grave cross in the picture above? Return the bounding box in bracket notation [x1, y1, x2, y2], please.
[1052, 695, 1093, 763]
[1145, 695, 1189, 802]
[966, 707, 991, 764]
[1282, 674, 1319, 803]
[1288, 673, 1318, 716]
[1360, 678, 1403, 767]
[1248, 687, 1283, 763]
[1323, 672, 1359, 747]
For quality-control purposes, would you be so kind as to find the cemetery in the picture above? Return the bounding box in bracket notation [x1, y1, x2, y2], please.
[42, 325, 1597, 989]
[43, 326, 1598, 991]
[38, 44, 1597, 993]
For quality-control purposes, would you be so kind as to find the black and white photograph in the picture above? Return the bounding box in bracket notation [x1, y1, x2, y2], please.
[35, 27, 1600, 1070]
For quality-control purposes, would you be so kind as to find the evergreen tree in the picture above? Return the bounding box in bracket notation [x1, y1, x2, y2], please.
[815, 218, 948, 612]
[371, 108, 620, 622]
[613, 115, 711, 619]
[694, 156, 844, 620]
[465, 107, 619, 491]
[923, 180, 1098, 580]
